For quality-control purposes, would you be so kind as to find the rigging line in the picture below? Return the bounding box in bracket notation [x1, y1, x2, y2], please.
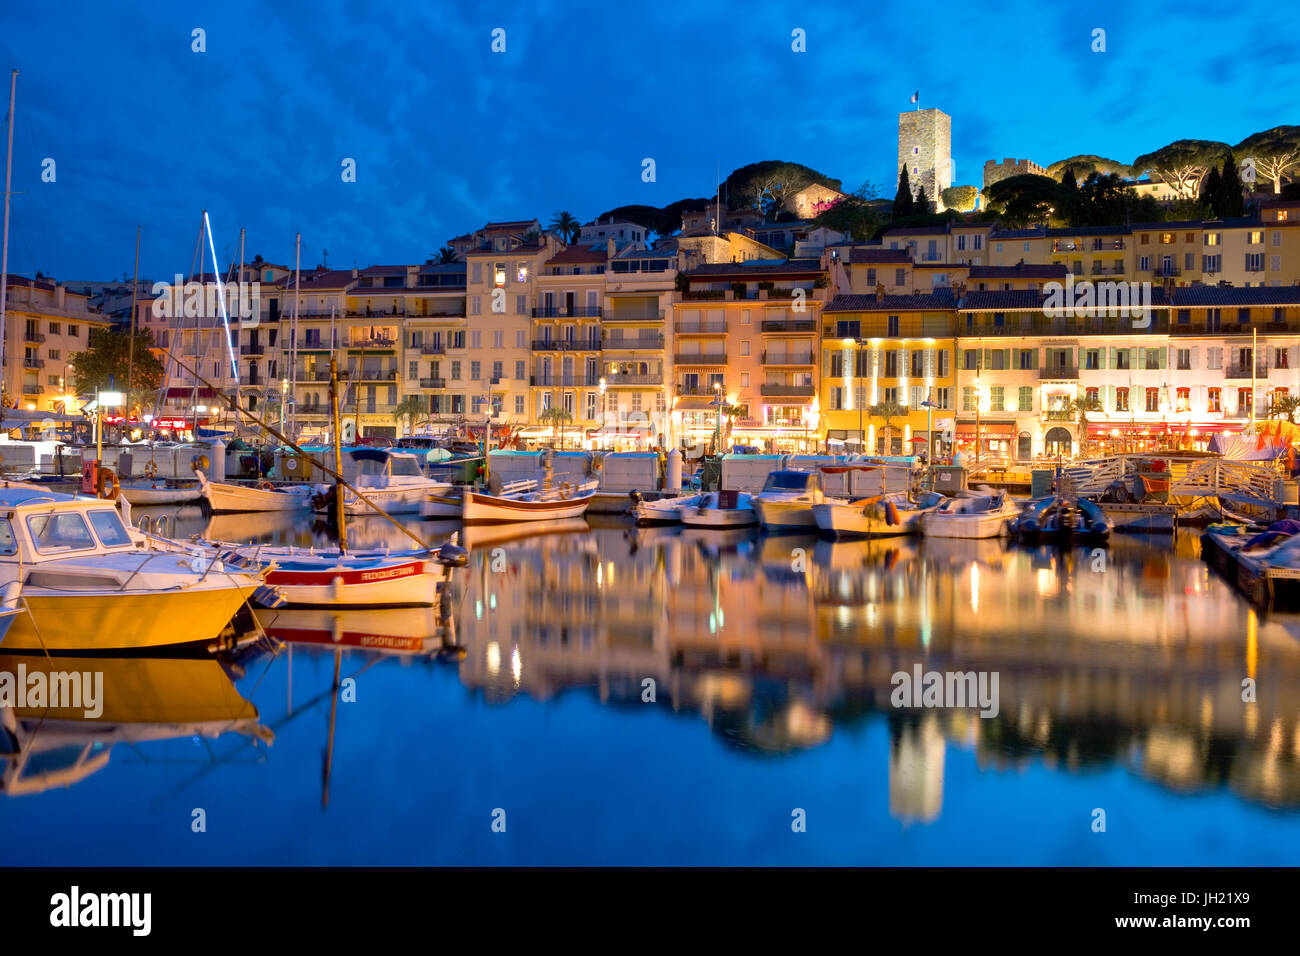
[203, 211, 239, 387]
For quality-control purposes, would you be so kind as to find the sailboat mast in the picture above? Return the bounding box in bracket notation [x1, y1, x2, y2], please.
[126, 224, 140, 421]
[0, 70, 17, 405]
[290, 233, 301, 437]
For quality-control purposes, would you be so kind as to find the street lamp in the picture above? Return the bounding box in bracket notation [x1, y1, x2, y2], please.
[599, 376, 607, 450]
[920, 395, 937, 490]
[713, 381, 723, 456]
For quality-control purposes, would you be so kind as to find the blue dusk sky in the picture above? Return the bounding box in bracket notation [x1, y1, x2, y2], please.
[0, 0, 1296, 280]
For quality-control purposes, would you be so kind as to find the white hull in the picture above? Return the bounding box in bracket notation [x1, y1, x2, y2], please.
[462, 489, 594, 524]
[680, 492, 757, 528]
[427, 490, 464, 518]
[118, 481, 202, 505]
[922, 504, 1017, 539]
[812, 501, 932, 537]
[752, 498, 818, 529]
[634, 493, 702, 524]
[340, 483, 447, 515]
[196, 470, 312, 513]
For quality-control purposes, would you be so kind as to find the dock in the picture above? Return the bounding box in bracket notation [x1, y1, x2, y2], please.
[1201, 530, 1300, 608]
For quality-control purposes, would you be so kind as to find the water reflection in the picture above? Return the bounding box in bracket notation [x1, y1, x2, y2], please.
[0, 654, 268, 797]
[451, 523, 1300, 812]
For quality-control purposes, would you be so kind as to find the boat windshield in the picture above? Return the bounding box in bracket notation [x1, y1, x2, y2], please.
[87, 509, 133, 548]
[390, 457, 422, 477]
[762, 472, 812, 491]
[0, 518, 16, 555]
[26, 512, 97, 553]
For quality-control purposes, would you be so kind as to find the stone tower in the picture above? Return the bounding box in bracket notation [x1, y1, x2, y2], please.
[898, 108, 953, 208]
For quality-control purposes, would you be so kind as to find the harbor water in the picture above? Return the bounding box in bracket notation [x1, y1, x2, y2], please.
[2, 507, 1299, 865]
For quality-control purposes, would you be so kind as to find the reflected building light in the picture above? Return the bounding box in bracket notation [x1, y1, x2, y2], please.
[889, 713, 945, 823]
[1035, 567, 1054, 598]
[969, 563, 980, 615]
[486, 641, 501, 676]
[490, 592, 497, 611]
[511, 646, 522, 686]
[475, 599, 483, 620]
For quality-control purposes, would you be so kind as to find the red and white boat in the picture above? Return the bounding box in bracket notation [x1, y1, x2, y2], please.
[462, 478, 598, 525]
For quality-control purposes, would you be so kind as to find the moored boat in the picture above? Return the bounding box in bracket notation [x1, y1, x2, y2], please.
[632, 491, 703, 525]
[812, 490, 945, 538]
[0, 486, 264, 653]
[318, 449, 452, 516]
[195, 469, 314, 514]
[922, 492, 1019, 539]
[751, 470, 827, 530]
[117, 478, 203, 506]
[462, 478, 598, 524]
[680, 489, 758, 528]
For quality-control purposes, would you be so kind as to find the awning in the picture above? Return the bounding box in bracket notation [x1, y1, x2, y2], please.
[674, 397, 719, 411]
[955, 423, 1015, 437]
[517, 426, 555, 438]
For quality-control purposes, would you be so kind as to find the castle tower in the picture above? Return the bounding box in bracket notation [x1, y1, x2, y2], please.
[898, 108, 953, 207]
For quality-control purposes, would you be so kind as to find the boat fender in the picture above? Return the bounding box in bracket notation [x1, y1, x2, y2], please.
[884, 499, 900, 526]
[332, 575, 346, 603]
[97, 467, 120, 501]
[144, 460, 157, 479]
[560, 481, 573, 499]
[191, 454, 210, 473]
[258, 480, 275, 491]
[437, 543, 469, 567]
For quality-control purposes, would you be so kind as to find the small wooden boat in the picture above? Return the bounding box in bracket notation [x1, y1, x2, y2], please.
[632, 491, 702, 525]
[922, 492, 1018, 539]
[117, 478, 203, 506]
[427, 486, 465, 518]
[680, 489, 757, 528]
[812, 491, 945, 538]
[462, 478, 598, 525]
[195, 469, 314, 514]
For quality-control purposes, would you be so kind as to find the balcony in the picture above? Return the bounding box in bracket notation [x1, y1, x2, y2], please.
[676, 320, 728, 335]
[760, 384, 816, 397]
[1225, 364, 1270, 379]
[360, 404, 397, 415]
[532, 306, 603, 318]
[22, 358, 44, 369]
[242, 344, 265, 355]
[420, 343, 447, 354]
[532, 339, 602, 351]
[604, 373, 663, 386]
[1150, 263, 1181, 277]
[761, 319, 817, 333]
[419, 377, 447, 389]
[762, 351, 815, 366]
[681, 289, 726, 300]
[606, 308, 664, 321]
[674, 353, 727, 365]
[22, 385, 41, 395]
[1090, 264, 1128, 276]
[603, 336, 663, 351]
[531, 375, 597, 387]
[677, 383, 724, 397]
[347, 337, 397, 350]
[1044, 410, 1075, 421]
[24, 332, 45, 343]
[1039, 365, 1078, 380]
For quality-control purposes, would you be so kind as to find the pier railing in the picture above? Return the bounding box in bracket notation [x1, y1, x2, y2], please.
[1063, 454, 1284, 504]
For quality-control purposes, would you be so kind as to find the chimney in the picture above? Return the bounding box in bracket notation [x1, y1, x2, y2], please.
[607, 237, 616, 259]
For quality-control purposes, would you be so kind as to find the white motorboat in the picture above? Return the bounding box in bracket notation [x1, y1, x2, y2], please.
[0, 486, 265, 653]
[921, 493, 1019, 539]
[680, 490, 758, 528]
[323, 449, 453, 516]
[812, 491, 946, 538]
[751, 470, 827, 530]
[632, 492, 703, 525]
[195, 469, 314, 514]
[462, 478, 598, 524]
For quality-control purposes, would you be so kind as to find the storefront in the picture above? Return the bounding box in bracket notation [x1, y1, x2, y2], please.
[1085, 421, 1243, 454]
[954, 422, 1016, 460]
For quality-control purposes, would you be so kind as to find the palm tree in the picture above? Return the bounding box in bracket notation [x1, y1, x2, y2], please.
[550, 211, 581, 244]
[538, 406, 575, 449]
[1066, 394, 1104, 453]
[434, 246, 458, 264]
[1267, 393, 1300, 424]
[869, 400, 905, 451]
[393, 395, 427, 438]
